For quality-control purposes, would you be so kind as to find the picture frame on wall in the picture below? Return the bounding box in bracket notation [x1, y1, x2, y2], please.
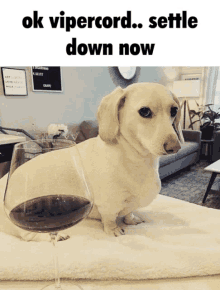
[31, 67, 63, 92]
[1, 67, 28, 96]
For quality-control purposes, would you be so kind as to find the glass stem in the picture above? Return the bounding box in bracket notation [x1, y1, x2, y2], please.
[50, 232, 62, 290]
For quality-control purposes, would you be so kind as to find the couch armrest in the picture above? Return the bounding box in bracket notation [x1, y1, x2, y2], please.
[182, 129, 201, 144]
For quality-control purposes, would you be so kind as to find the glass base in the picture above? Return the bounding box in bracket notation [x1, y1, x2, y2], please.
[41, 282, 84, 290]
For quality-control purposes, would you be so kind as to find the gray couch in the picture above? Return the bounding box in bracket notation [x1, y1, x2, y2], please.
[74, 120, 202, 180]
[159, 129, 201, 179]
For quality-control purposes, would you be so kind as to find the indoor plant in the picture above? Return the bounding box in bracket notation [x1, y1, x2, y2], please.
[189, 103, 220, 140]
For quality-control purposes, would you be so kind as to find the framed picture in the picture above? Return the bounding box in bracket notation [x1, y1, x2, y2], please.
[1, 67, 28, 96]
[32, 67, 62, 92]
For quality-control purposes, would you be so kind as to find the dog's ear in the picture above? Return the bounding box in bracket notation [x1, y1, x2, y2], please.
[172, 93, 185, 143]
[97, 87, 126, 143]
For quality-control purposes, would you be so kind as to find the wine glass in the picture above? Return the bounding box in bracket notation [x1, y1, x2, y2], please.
[4, 139, 93, 290]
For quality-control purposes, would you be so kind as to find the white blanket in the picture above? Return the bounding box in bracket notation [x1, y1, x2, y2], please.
[1, 174, 220, 281]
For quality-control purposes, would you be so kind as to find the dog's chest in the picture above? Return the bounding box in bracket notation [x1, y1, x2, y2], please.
[119, 161, 161, 209]
[76, 138, 161, 208]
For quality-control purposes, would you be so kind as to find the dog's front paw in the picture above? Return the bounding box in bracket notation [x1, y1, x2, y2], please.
[104, 226, 125, 237]
[50, 233, 70, 242]
[57, 233, 70, 241]
[20, 232, 70, 242]
[124, 213, 144, 225]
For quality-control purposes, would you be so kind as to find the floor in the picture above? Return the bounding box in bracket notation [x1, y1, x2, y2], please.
[160, 160, 220, 209]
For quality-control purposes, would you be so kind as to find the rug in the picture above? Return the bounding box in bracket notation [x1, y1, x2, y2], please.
[160, 160, 220, 209]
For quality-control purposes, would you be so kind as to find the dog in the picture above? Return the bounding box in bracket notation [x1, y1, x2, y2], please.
[1, 82, 184, 240]
[77, 82, 184, 236]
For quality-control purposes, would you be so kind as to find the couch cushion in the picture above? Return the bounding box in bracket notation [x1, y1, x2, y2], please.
[159, 141, 199, 167]
[75, 120, 98, 143]
[159, 151, 198, 179]
[175, 141, 199, 160]
[159, 153, 177, 167]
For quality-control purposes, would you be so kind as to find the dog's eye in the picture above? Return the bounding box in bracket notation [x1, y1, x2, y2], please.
[171, 107, 178, 117]
[138, 107, 152, 118]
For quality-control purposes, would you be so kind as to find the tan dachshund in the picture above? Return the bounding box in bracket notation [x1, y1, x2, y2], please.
[1, 82, 184, 240]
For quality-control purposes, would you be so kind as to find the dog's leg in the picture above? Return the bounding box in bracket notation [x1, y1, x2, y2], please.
[98, 208, 125, 237]
[103, 218, 125, 237]
[123, 212, 144, 225]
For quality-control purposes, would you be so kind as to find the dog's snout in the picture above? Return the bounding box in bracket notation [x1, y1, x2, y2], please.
[164, 137, 181, 154]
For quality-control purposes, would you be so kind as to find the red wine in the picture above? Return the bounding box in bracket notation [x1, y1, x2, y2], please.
[9, 195, 93, 232]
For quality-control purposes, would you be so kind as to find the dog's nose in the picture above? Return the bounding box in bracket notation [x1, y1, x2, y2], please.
[164, 140, 181, 154]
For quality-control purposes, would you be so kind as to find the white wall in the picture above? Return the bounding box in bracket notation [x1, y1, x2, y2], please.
[0, 66, 169, 136]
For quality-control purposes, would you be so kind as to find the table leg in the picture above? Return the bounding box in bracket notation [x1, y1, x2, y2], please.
[202, 172, 218, 203]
